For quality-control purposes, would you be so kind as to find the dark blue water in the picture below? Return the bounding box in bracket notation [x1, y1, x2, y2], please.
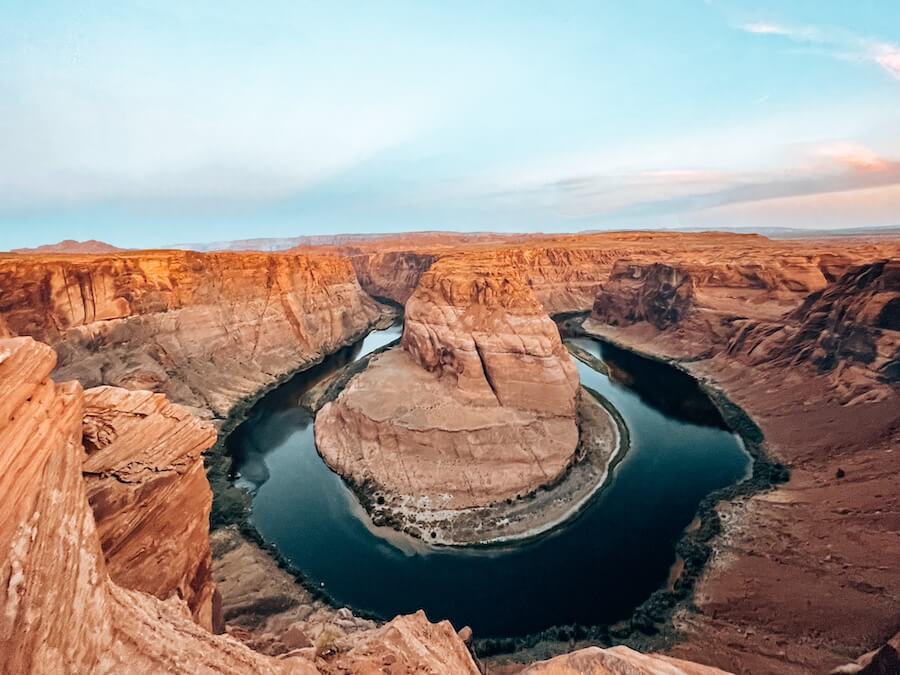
[228, 328, 749, 637]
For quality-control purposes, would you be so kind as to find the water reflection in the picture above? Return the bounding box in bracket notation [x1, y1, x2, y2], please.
[228, 327, 750, 637]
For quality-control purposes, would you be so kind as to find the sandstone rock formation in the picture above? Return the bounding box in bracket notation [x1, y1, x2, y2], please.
[82, 386, 220, 631]
[320, 610, 480, 674]
[593, 262, 695, 330]
[728, 259, 899, 403]
[579, 244, 900, 674]
[0, 251, 386, 418]
[350, 250, 437, 305]
[402, 257, 580, 414]
[0, 336, 481, 675]
[0, 337, 312, 674]
[521, 646, 732, 674]
[316, 258, 581, 520]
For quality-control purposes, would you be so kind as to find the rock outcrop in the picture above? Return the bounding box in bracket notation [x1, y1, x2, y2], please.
[316, 258, 581, 525]
[728, 260, 899, 403]
[0, 336, 482, 675]
[0, 337, 313, 674]
[82, 386, 220, 631]
[0, 251, 385, 418]
[521, 646, 733, 674]
[350, 250, 437, 305]
[320, 610, 479, 674]
[593, 262, 695, 330]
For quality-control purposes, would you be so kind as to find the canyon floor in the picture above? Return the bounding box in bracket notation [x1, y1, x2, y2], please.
[1, 230, 898, 675]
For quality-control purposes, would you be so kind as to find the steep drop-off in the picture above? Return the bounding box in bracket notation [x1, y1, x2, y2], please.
[581, 256, 900, 674]
[82, 386, 220, 631]
[0, 336, 486, 675]
[0, 251, 386, 418]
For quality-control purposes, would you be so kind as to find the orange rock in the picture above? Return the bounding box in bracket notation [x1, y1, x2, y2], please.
[0, 337, 312, 674]
[0, 337, 483, 675]
[82, 386, 219, 631]
[0, 250, 385, 417]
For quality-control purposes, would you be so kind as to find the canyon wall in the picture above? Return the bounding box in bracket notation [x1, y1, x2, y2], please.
[728, 259, 899, 403]
[0, 251, 386, 418]
[341, 232, 874, 320]
[350, 250, 437, 304]
[316, 257, 581, 514]
[581, 250, 900, 673]
[0, 336, 482, 675]
[521, 645, 732, 674]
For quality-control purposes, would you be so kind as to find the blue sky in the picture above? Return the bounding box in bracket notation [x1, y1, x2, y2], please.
[1, 0, 899, 249]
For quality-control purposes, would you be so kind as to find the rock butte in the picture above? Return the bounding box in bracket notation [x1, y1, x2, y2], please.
[315, 257, 582, 517]
[1, 230, 898, 674]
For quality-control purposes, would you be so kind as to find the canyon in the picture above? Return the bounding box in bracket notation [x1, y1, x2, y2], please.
[1, 231, 898, 674]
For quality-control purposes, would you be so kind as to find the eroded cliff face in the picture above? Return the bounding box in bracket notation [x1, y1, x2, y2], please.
[402, 257, 580, 414]
[350, 250, 437, 305]
[82, 386, 220, 631]
[0, 337, 481, 675]
[0, 251, 385, 418]
[580, 248, 900, 674]
[728, 260, 900, 403]
[316, 258, 580, 516]
[593, 262, 695, 331]
[0, 337, 311, 674]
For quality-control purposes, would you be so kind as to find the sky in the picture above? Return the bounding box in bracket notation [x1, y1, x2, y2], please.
[1, 0, 900, 249]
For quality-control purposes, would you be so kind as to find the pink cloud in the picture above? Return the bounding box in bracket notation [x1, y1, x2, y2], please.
[818, 143, 892, 173]
[871, 43, 900, 79]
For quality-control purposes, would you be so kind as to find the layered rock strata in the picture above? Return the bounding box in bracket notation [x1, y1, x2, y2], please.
[316, 260, 582, 537]
[0, 251, 385, 418]
[338, 231, 882, 318]
[0, 336, 481, 675]
[82, 386, 219, 630]
[581, 256, 900, 674]
[728, 260, 899, 403]
[0, 337, 311, 674]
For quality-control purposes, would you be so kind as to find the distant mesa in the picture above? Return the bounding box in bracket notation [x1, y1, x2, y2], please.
[11, 239, 123, 254]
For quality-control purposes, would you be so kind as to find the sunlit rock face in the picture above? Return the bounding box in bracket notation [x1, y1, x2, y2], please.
[316, 258, 580, 510]
[82, 386, 220, 631]
[0, 251, 384, 418]
[0, 337, 311, 674]
[402, 256, 580, 415]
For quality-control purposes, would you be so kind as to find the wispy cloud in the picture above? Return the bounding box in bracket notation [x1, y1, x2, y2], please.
[738, 21, 900, 80]
[448, 143, 900, 224]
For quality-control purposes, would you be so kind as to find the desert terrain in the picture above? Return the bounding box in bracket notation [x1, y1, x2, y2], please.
[1, 230, 898, 674]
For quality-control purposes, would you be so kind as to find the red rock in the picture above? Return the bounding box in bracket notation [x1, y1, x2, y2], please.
[82, 386, 219, 630]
